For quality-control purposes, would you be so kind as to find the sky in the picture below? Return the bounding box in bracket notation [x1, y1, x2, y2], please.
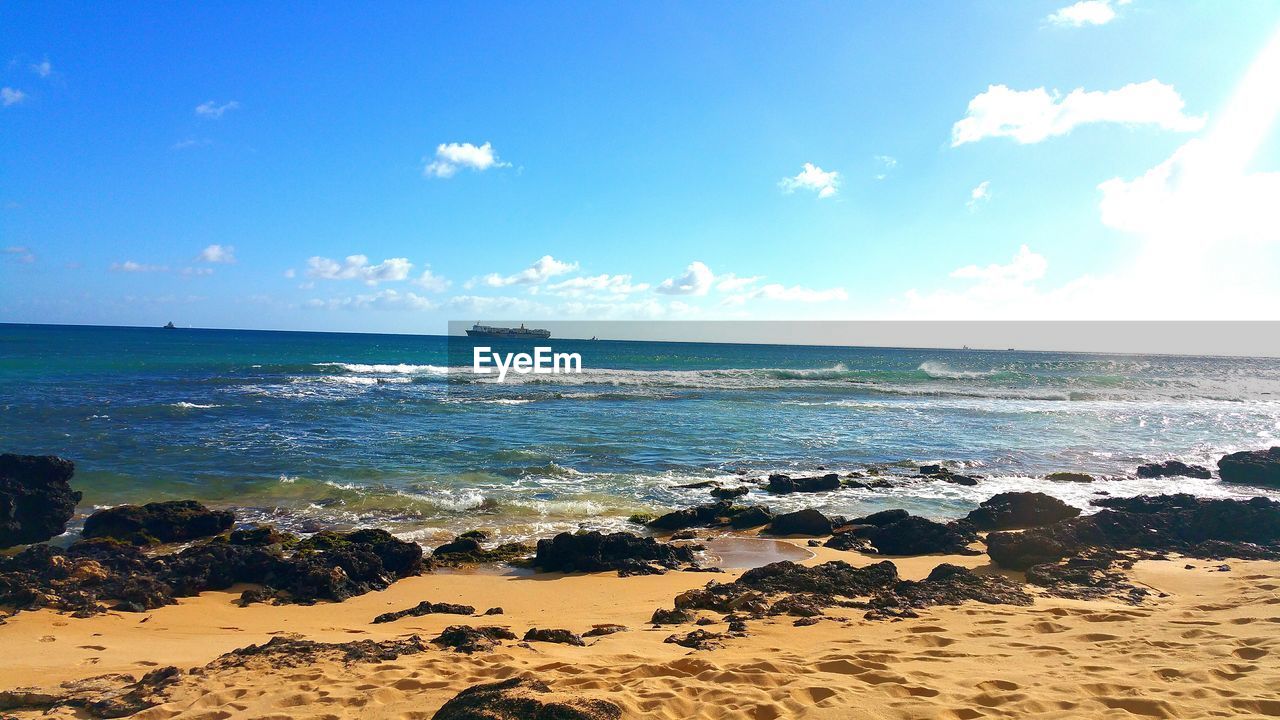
[3, 1, 1280, 334]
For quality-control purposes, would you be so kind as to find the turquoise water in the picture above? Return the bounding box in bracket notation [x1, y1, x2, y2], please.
[3, 323, 1279, 544]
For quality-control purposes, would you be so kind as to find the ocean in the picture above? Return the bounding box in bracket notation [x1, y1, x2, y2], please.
[3, 323, 1279, 546]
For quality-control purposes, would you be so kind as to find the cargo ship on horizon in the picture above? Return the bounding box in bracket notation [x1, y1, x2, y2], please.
[465, 322, 551, 339]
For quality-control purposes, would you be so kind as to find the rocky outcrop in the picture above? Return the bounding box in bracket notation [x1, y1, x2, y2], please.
[766, 508, 833, 536]
[0, 665, 180, 718]
[431, 536, 532, 565]
[917, 465, 981, 486]
[766, 473, 840, 494]
[0, 453, 82, 548]
[533, 531, 698, 575]
[987, 494, 1280, 570]
[648, 501, 775, 532]
[208, 635, 431, 669]
[728, 506, 773, 529]
[964, 492, 1080, 530]
[1044, 471, 1093, 483]
[431, 625, 518, 654]
[665, 629, 725, 650]
[1136, 460, 1212, 479]
[81, 500, 233, 545]
[1218, 447, 1280, 487]
[523, 628, 585, 646]
[431, 677, 621, 720]
[0, 525, 424, 616]
[832, 514, 979, 555]
[372, 600, 475, 624]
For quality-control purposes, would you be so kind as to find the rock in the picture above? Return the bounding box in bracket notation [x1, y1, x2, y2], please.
[432, 536, 532, 564]
[210, 635, 431, 670]
[0, 454, 82, 548]
[483, 607, 504, 615]
[851, 515, 979, 555]
[710, 486, 749, 500]
[964, 492, 1081, 530]
[1024, 550, 1148, 605]
[82, 500, 233, 545]
[664, 629, 724, 650]
[533, 531, 696, 574]
[433, 537, 482, 556]
[1044, 471, 1093, 483]
[582, 623, 627, 637]
[431, 625, 518, 654]
[766, 508, 832, 536]
[1218, 447, 1280, 487]
[870, 563, 1032, 612]
[987, 494, 1280, 570]
[823, 532, 872, 552]
[766, 473, 840, 494]
[736, 560, 899, 596]
[648, 501, 734, 531]
[0, 665, 180, 718]
[1136, 460, 1212, 479]
[372, 600, 475, 624]
[728, 506, 773, 529]
[523, 628, 585, 646]
[844, 509, 909, 527]
[229, 525, 295, 547]
[917, 465, 981, 486]
[650, 607, 693, 624]
[431, 676, 621, 720]
[677, 480, 719, 489]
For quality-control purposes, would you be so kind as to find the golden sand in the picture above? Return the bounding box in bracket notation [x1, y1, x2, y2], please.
[2, 542, 1278, 719]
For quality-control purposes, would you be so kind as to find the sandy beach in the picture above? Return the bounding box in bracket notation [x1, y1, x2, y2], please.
[4, 537, 1279, 719]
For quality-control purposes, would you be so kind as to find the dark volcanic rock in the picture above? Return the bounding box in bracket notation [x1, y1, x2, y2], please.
[728, 505, 773, 529]
[767, 473, 840, 494]
[0, 664, 181, 718]
[1024, 550, 1149, 604]
[965, 492, 1081, 530]
[664, 629, 725, 650]
[533, 531, 697, 574]
[648, 501, 735, 531]
[523, 628, 586, 646]
[870, 563, 1032, 612]
[431, 625, 518, 654]
[0, 453, 82, 548]
[987, 494, 1280, 570]
[210, 635, 431, 669]
[824, 532, 872, 552]
[372, 600, 476, 624]
[431, 676, 621, 720]
[582, 623, 627, 637]
[766, 508, 833, 536]
[917, 465, 981, 486]
[432, 536, 532, 565]
[650, 607, 693, 624]
[1218, 447, 1280, 487]
[1136, 460, 1212, 479]
[737, 560, 899, 596]
[845, 509, 910, 527]
[229, 525, 295, 547]
[1044, 471, 1094, 483]
[82, 500, 233, 545]
[709, 485, 749, 500]
[852, 515, 979, 555]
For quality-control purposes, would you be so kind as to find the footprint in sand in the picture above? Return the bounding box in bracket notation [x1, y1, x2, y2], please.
[39, 635, 56, 643]
[78, 645, 107, 651]
[1233, 646, 1269, 660]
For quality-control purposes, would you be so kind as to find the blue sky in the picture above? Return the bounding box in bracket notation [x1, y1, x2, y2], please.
[3, 1, 1280, 332]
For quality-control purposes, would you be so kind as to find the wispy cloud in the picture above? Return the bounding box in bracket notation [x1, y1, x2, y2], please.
[951, 80, 1204, 146]
[197, 244, 236, 264]
[2, 88, 26, 107]
[655, 261, 715, 296]
[195, 100, 240, 118]
[423, 141, 510, 178]
[111, 260, 169, 273]
[540, 273, 649, 298]
[2, 246, 36, 263]
[967, 180, 992, 210]
[30, 59, 53, 78]
[779, 162, 840, 198]
[306, 255, 413, 285]
[172, 138, 212, 151]
[874, 155, 898, 180]
[472, 255, 577, 288]
[412, 267, 451, 292]
[306, 288, 437, 312]
[724, 283, 848, 305]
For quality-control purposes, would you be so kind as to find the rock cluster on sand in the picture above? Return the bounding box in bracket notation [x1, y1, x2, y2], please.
[0, 518, 424, 616]
[372, 600, 476, 624]
[1218, 446, 1280, 487]
[826, 511, 980, 555]
[0, 453, 82, 548]
[766, 508, 833, 536]
[431, 677, 621, 720]
[0, 665, 180, 718]
[647, 501, 774, 531]
[82, 500, 235, 545]
[964, 492, 1080, 530]
[533, 530, 699, 575]
[986, 494, 1280, 570]
[431, 625, 518, 654]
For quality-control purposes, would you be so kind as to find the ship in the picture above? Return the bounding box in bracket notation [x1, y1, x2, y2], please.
[465, 322, 551, 339]
[163, 321, 177, 330]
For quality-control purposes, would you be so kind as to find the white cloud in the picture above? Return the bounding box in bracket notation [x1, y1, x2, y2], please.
[967, 180, 992, 210]
[951, 80, 1204, 146]
[874, 155, 897, 180]
[714, 273, 762, 292]
[443, 294, 547, 316]
[197, 244, 236, 264]
[423, 142, 509, 178]
[307, 289, 437, 312]
[779, 163, 840, 198]
[180, 266, 214, 277]
[2, 246, 35, 263]
[111, 260, 168, 273]
[2, 88, 26, 106]
[1047, 0, 1120, 28]
[283, 268, 296, 279]
[306, 255, 413, 285]
[412, 267, 451, 292]
[952, 245, 1047, 284]
[724, 283, 848, 305]
[655, 261, 716, 296]
[543, 273, 649, 297]
[195, 100, 240, 118]
[474, 255, 577, 287]
[31, 60, 53, 78]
